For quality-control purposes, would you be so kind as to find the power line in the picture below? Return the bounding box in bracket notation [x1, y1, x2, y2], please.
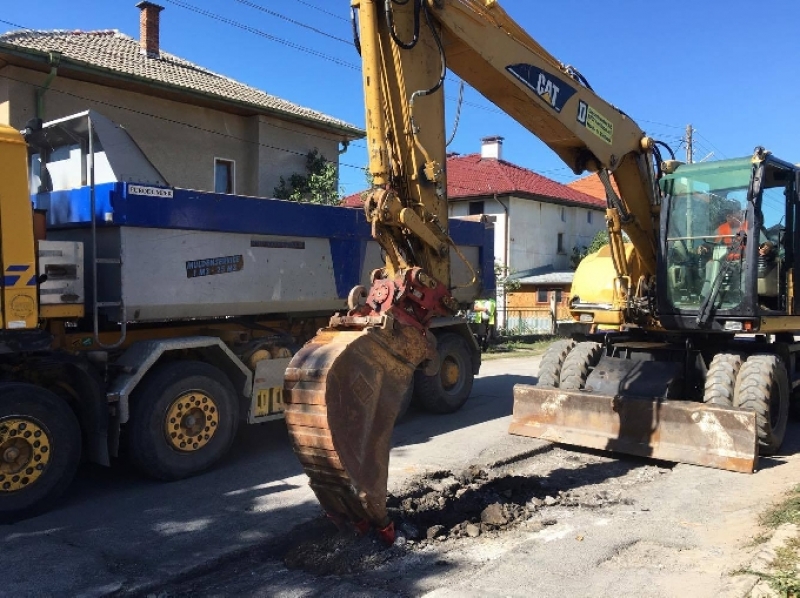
[232, 0, 352, 45]
[160, 0, 359, 70]
[288, 0, 350, 23]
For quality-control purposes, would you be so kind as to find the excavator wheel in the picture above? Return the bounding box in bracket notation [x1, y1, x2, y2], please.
[734, 354, 789, 455]
[703, 353, 743, 407]
[284, 324, 431, 530]
[558, 342, 602, 390]
[535, 339, 576, 387]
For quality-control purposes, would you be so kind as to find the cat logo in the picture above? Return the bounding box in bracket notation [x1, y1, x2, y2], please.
[506, 63, 576, 113]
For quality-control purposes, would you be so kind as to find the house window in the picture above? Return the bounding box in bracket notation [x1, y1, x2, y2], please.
[553, 289, 563, 303]
[557, 233, 565, 253]
[560, 207, 566, 222]
[469, 200, 485, 215]
[536, 289, 548, 303]
[587, 210, 593, 224]
[214, 158, 235, 194]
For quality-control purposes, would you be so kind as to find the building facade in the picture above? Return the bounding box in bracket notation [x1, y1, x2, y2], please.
[446, 137, 605, 275]
[0, 2, 364, 197]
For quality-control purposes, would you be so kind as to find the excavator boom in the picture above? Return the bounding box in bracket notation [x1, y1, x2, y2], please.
[285, 0, 770, 539]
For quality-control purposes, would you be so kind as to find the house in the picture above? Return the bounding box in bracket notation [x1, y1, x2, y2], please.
[446, 137, 605, 275]
[343, 136, 605, 330]
[0, 2, 364, 197]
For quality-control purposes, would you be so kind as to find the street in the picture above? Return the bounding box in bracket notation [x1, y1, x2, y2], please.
[2, 354, 798, 597]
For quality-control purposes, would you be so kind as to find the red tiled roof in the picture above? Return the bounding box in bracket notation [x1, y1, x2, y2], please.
[342, 153, 603, 208]
[566, 173, 618, 200]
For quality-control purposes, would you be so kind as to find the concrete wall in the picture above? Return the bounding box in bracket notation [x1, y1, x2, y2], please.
[0, 65, 343, 197]
[508, 198, 603, 271]
[449, 195, 604, 274]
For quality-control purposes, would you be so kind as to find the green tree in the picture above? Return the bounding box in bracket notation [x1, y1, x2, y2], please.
[273, 149, 341, 205]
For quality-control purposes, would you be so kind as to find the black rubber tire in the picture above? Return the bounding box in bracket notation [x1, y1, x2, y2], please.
[413, 333, 474, 414]
[0, 383, 81, 523]
[127, 361, 239, 481]
[559, 342, 602, 390]
[535, 339, 577, 388]
[703, 353, 743, 407]
[734, 354, 790, 455]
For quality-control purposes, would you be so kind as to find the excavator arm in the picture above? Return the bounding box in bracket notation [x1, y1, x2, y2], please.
[284, 0, 665, 540]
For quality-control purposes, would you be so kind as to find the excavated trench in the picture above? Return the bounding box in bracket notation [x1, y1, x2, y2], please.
[282, 449, 670, 576]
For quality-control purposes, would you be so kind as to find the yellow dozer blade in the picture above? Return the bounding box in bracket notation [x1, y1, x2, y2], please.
[510, 385, 758, 473]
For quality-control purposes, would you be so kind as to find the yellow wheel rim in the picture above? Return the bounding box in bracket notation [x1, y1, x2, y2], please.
[164, 392, 220, 452]
[0, 418, 51, 492]
[441, 357, 461, 391]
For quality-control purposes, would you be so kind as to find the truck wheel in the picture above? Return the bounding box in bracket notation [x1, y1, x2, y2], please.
[128, 361, 239, 480]
[535, 339, 576, 387]
[413, 333, 474, 414]
[559, 342, 602, 390]
[0, 383, 81, 523]
[734, 354, 789, 455]
[703, 353, 743, 407]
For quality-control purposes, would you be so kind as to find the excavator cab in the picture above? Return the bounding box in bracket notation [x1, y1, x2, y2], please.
[658, 152, 799, 330]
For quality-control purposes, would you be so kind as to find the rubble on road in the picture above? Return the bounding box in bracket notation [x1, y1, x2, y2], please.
[280, 447, 671, 576]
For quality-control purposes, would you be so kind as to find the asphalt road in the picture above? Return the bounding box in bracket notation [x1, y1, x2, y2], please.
[4, 353, 799, 597]
[0, 354, 540, 597]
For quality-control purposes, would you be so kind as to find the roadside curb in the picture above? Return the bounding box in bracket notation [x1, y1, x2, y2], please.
[717, 523, 799, 598]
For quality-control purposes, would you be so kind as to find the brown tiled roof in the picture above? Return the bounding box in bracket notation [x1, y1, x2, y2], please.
[0, 29, 363, 137]
[342, 153, 603, 208]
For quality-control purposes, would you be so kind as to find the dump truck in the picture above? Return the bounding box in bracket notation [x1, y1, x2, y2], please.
[0, 109, 493, 521]
[282, 0, 798, 543]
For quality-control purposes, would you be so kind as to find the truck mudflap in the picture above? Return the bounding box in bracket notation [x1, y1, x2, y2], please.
[510, 385, 759, 473]
[283, 322, 432, 537]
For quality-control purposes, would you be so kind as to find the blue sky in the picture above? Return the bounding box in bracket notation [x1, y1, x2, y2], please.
[4, 0, 799, 198]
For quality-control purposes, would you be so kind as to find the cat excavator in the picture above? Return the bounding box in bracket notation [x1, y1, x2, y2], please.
[284, 0, 799, 541]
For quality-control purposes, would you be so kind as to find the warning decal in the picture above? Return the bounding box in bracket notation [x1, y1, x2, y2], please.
[583, 105, 614, 145]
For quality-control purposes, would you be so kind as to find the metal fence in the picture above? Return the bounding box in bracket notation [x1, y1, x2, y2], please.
[499, 307, 562, 335]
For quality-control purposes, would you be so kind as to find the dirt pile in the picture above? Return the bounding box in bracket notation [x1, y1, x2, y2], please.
[281, 449, 670, 576]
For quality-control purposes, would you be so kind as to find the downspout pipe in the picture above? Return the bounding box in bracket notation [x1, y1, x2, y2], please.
[35, 51, 62, 120]
[495, 193, 511, 328]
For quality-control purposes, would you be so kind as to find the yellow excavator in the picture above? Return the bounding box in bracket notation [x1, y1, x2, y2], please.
[284, 0, 799, 541]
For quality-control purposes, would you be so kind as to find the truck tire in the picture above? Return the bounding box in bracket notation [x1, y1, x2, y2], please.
[413, 333, 474, 414]
[127, 361, 239, 480]
[734, 354, 789, 455]
[535, 339, 576, 388]
[703, 353, 743, 407]
[559, 342, 602, 390]
[0, 383, 81, 523]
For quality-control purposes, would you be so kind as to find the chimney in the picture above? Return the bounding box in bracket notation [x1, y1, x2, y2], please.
[136, 1, 164, 58]
[481, 136, 504, 160]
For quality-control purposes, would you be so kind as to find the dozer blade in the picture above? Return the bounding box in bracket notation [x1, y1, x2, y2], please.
[284, 323, 431, 530]
[510, 385, 758, 473]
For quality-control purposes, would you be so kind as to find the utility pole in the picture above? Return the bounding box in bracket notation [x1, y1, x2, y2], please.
[685, 124, 694, 164]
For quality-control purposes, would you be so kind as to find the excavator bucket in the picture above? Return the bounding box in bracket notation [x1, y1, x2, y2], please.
[510, 385, 758, 473]
[284, 323, 431, 531]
